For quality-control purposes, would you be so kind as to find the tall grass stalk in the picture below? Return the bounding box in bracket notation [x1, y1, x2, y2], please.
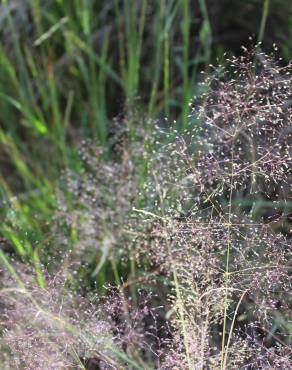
[258, 0, 270, 43]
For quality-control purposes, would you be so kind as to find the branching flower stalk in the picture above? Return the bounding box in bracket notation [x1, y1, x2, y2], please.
[153, 171, 194, 369]
[221, 146, 235, 369]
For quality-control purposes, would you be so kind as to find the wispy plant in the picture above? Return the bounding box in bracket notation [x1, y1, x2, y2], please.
[0, 265, 159, 369]
[132, 48, 292, 369]
[0, 2, 292, 366]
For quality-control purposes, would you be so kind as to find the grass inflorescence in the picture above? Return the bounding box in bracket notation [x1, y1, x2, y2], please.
[0, 1, 292, 369]
[1, 46, 291, 369]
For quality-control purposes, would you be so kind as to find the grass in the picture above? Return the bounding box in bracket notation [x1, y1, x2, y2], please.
[0, 1, 291, 369]
[0, 0, 214, 278]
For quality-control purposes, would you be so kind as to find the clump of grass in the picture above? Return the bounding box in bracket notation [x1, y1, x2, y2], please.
[133, 47, 292, 368]
[1, 48, 291, 369]
[50, 120, 145, 287]
[0, 264, 160, 370]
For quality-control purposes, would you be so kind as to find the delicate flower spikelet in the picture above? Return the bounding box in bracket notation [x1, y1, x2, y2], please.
[134, 48, 292, 369]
